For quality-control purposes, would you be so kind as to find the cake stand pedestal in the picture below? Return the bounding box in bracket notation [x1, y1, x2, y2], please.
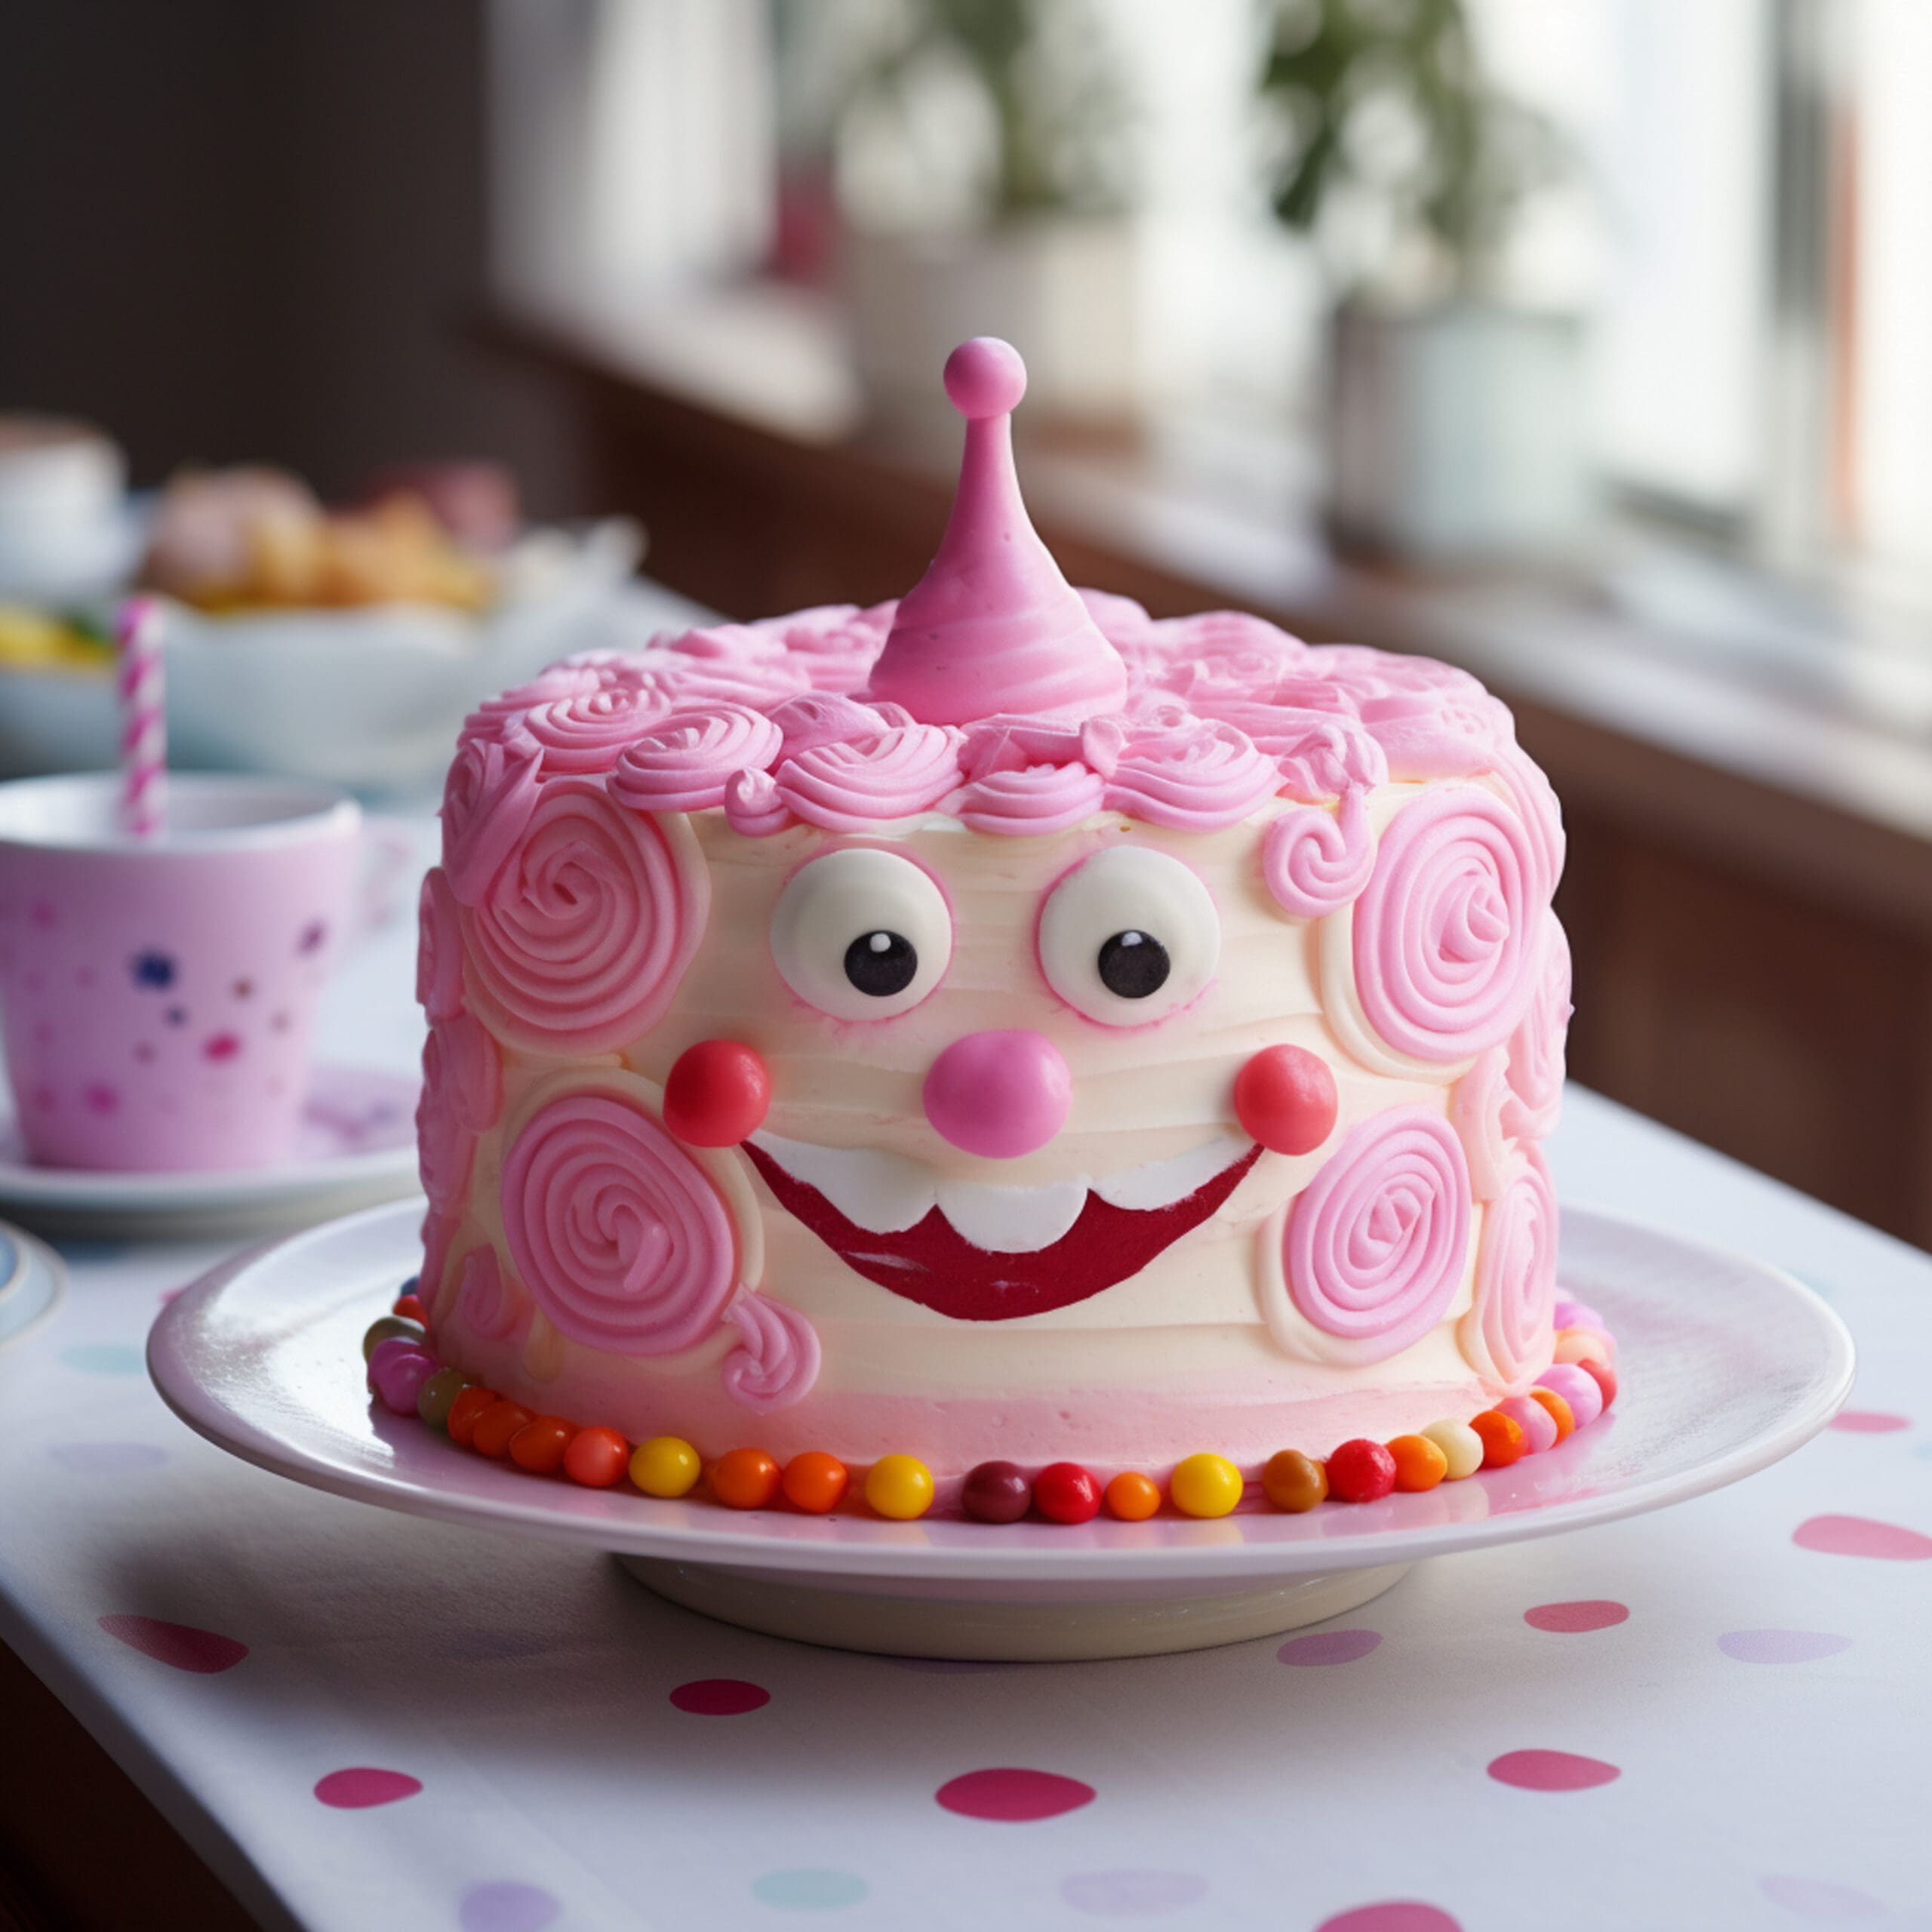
[620, 1556, 1411, 1661]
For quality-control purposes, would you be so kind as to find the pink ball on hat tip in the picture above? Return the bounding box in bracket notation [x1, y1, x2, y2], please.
[944, 337, 1027, 420]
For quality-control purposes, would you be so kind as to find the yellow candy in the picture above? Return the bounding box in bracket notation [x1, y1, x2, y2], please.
[864, 1454, 934, 1521]
[1168, 1451, 1243, 1519]
[630, 1435, 702, 1498]
[361, 1315, 423, 1361]
[1421, 1419, 1484, 1481]
[415, 1366, 468, 1429]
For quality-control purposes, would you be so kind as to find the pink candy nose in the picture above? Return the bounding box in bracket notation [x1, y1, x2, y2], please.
[923, 1029, 1071, 1158]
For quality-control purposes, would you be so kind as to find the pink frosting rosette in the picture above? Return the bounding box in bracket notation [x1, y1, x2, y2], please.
[1358, 688, 1512, 781]
[1503, 914, 1571, 1140]
[608, 705, 784, 814]
[775, 722, 964, 830]
[1459, 1149, 1558, 1395]
[416, 867, 465, 1021]
[1350, 783, 1546, 1064]
[440, 728, 543, 907]
[958, 761, 1107, 835]
[520, 684, 672, 775]
[768, 691, 890, 761]
[723, 768, 798, 837]
[1273, 1107, 1472, 1364]
[463, 777, 706, 1053]
[501, 1090, 738, 1355]
[415, 1011, 501, 1214]
[455, 1244, 525, 1343]
[1272, 715, 1388, 801]
[959, 716, 1123, 780]
[1104, 718, 1280, 832]
[1263, 789, 1375, 918]
[721, 1292, 823, 1412]
[419, 1207, 460, 1321]
[1448, 1046, 1515, 1201]
[460, 666, 601, 745]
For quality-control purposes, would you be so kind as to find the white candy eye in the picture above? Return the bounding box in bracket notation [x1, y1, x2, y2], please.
[1038, 846, 1220, 1026]
[771, 846, 952, 1020]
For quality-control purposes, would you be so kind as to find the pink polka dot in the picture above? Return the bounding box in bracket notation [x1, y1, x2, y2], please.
[1794, 1514, 1932, 1561]
[935, 1768, 1096, 1821]
[1486, 1749, 1620, 1792]
[669, 1678, 769, 1715]
[82, 1082, 120, 1116]
[1828, 1411, 1909, 1433]
[1718, 1629, 1853, 1665]
[98, 1614, 248, 1674]
[1523, 1600, 1629, 1633]
[1758, 1875, 1886, 1920]
[1278, 1629, 1382, 1666]
[314, 1767, 423, 1808]
[1317, 1906, 1463, 1932]
[204, 1032, 242, 1062]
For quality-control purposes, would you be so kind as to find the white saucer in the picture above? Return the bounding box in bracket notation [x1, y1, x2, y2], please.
[149, 1198, 1854, 1660]
[0, 1218, 66, 1349]
[0, 1063, 419, 1239]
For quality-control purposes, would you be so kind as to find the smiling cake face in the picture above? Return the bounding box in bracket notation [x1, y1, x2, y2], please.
[413, 339, 1571, 1482]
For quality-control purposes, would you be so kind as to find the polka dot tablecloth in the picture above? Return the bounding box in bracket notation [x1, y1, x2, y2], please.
[2, 836, 1929, 1930]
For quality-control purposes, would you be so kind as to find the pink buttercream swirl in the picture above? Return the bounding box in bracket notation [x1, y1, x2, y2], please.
[775, 723, 965, 830]
[1263, 789, 1374, 918]
[419, 1207, 459, 1322]
[768, 691, 891, 761]
[1351, 783, 1546, 1063]
[721, 1291, 823, 1413]
[455, 1244, 525, 1343]
[1460, 1149, 1558, 1395]
[1448, 1046, 1516, 1201]
[500, 1090, 737, 1355]
[1503, 914, 1571, 1140]
[415, 1011, 500, 1214]
[460, 666, 601, 746]
[1283, 1107, 1472, 1362]
[957, 761, 1107, 835]
[723, 768, 798, 837]
[609, 705, 785, 814]
[521, 684, 673, 775]
[959, 716, 1123, 780]
[440, 729, 543, 907]
[462, 778, 705, 1052]
[416, 867, 465, 1021]
[1105, 719, 1280, 832]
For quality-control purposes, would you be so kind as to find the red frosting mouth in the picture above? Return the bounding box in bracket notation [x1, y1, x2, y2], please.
[743, 1140, 1263, 1321]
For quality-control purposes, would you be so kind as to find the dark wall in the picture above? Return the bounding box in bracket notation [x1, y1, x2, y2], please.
[0, 0, 582, 512]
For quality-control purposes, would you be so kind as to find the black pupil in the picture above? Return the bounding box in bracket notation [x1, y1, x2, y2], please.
[844, 931, 918, 998]
[1097, 931, 1170, 1000]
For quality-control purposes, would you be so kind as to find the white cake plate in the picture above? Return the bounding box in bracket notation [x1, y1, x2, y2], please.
[148, 1197, 1853, 1661]
[0, 1063, 419, 1239]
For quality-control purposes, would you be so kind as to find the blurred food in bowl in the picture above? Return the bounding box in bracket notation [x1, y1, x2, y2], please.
[0, 417, 142, 604]
[358, 461, 521, 552]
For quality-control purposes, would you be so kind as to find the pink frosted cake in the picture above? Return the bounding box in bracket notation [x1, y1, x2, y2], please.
[383, 338, 1611, 1521]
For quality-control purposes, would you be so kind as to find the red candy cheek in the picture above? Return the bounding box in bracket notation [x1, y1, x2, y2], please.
[663, 1040, 772, 1147]
[1233, 1044, 1338, 1155]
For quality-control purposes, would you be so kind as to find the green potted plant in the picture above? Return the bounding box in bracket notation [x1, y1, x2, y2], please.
[1260, 0, 1592, 558]
[782, 0, 1142, 426]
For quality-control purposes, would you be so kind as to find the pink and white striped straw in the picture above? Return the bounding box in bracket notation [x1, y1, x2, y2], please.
[115, 596, 167, 838]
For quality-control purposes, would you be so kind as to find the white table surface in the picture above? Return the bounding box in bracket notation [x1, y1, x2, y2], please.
[2, 828, 1928, 1932]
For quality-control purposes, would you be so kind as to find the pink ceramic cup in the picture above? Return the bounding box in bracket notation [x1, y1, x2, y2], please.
[0, 772, 365, 1172]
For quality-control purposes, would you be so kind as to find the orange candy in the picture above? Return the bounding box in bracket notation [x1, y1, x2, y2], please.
[509, 1415, 576, 1474]
[471, 1399, 535, 1459]
[1386, 1433, 1449, 1492]
[1104, 1471, 1162, 1521]
[710, 1447, 781, 1510]
[563, 1425, 630, 1488]
[1469, 1409, 1527, 1469]
[1529, 1388, 1577, 1441]
[781, 1451, 849, 1515]
[1262, 1450, 1328, 1512]
[445, 1386, 500, 1447]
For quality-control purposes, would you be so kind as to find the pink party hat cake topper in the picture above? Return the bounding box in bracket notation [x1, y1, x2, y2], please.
[867, 337, 1128, 725]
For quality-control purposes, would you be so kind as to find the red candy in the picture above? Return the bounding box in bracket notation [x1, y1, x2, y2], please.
[1232, 1045, 1339, 1157]
[961, 1460, 1032, 1524]
[509, 1415, 575, 1474]
[1324, 1437, 1398, 1503]
[563, 1425, 630, 1488]
[663, 1039, 772, 1147]
[392, 1294, 427, 1323]
[1581, 1359, 1617, 1410]
[1032, 1461, 1101, 1524]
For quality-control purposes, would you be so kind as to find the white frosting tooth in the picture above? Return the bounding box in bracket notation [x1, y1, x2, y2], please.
[1094, 1137, 1248, 1212]
[751, 1132, 936, 1233]
[937, 1176, 1088, 1254]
